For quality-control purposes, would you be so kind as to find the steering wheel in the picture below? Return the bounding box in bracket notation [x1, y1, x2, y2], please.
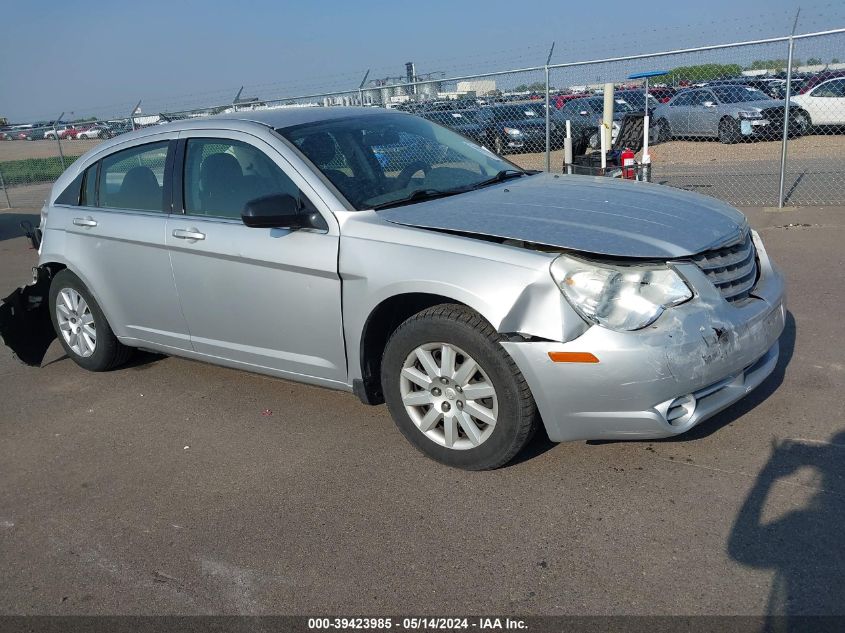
[393, 160, 432, 190]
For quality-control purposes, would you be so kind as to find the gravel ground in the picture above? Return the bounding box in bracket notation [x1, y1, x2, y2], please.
[0, 203, 843, 617]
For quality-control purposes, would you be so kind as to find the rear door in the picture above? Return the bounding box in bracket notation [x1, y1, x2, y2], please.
[807, 79, 845, 125]
[50, 135, 192, 351]
[166, 130, 346, 384]
[668, 91, 695, 135]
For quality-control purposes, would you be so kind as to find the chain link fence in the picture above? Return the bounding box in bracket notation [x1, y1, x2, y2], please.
[1, 27, 843, 209]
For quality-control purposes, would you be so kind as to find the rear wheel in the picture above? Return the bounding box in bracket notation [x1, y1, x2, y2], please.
[656, 119, 672, 142]
[718, 117, 741, 144]
[382, 304, 538, 470]
[48, 270, 132, 371]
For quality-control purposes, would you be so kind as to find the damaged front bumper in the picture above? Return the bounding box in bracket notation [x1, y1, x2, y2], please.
[501, 252, 786, 443]
[0, 266, 56, 366]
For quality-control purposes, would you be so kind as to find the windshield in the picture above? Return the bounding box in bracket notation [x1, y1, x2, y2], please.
[279, 113, 523, 210]
[712, 86, 770, 103]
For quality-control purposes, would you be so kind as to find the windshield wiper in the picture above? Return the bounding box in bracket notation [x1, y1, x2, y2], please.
[470, 169, 528, 190]
[372, 188, 469, 210]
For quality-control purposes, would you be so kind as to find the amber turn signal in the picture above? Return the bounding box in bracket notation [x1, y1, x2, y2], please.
[547, 351, 600, 363]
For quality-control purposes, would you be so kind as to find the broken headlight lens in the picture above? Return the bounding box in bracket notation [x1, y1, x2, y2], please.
[550, 254, 692, 331]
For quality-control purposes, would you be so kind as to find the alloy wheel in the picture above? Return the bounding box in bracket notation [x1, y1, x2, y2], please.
[55, 288, 96, 357]
[399, 342, 498, 450]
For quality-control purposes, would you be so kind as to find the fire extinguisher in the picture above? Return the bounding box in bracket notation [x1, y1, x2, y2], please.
[621, 147, 636, 180]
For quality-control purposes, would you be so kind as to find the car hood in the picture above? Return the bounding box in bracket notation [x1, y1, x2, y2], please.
[733, 99, 785, 110]
[379, 172, 748, 258]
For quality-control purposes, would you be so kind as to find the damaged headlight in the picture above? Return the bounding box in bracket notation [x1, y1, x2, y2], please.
[550, 254, 692, 331]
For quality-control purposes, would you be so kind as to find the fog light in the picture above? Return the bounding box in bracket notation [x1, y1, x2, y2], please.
[665, 394, 696, 426]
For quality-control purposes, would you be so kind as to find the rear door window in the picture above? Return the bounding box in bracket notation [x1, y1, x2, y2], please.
[98, 141, 170, 212]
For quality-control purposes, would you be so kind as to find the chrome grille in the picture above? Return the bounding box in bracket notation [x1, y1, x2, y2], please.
[690, 232, 758, 303]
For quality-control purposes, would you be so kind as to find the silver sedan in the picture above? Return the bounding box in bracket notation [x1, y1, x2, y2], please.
[4, 107, 785, 469]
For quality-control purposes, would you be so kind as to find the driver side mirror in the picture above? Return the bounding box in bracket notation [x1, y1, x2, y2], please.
[241, 194, 324, 230]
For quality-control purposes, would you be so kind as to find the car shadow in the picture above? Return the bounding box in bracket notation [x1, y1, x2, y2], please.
[727, 429, 845, 626]
[0, 212, 40, 243]
[41, 348, 164, 370]
[587, 309, 796, 446]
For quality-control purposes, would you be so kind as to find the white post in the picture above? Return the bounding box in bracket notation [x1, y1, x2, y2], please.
[564, 120, 573, 174]
[599, 123, 607, 172]
[602, 83, 615, 150]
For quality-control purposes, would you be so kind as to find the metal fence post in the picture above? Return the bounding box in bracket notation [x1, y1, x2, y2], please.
[359, 69, 370, 108]
[778, 11, 800, 208]
[0, 165, 12, 209]
[544, 42, 555, 172]
[52, 111, 66, 171]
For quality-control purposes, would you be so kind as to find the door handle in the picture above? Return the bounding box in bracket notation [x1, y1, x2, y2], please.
[72, 217, 97, 228]
[172, 228, 206, 241]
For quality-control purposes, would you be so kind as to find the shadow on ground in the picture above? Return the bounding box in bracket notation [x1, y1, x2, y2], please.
[0, 212, 39, 243]
[728, 429, 845, 624]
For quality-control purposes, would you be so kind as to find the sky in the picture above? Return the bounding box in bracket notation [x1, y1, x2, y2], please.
[1, 0, 843, 122]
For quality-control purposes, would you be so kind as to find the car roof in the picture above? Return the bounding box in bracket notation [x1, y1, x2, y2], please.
[212, 106, 407, 129]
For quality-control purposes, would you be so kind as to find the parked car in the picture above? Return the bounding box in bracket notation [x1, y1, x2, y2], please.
[476, 103, 563, 153]
[612, 90, 661, 115]
[44, 124, 79, 140]
[7, 125, 46, 141]
[75, 124, 115, 140]
[703, 78, 791, 100]
[6, 107, 786, 470]
[790, 77, 845, 126]
[554, 96, 633, 153]
[420, 109, 487, 146]
[550, 93, 590, 109]
[797, 69, 845, 95]
[653, 85, 811, 143]
[649, 87, 676, 103]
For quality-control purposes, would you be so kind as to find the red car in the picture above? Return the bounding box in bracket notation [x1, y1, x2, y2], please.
[648, 87, 676, 103]
[44, 125, 80, 140]
[798, 69, 845, 94]
[551, 93, 589, 109]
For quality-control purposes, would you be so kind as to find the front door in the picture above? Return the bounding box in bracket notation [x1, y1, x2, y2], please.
[166, 131, 346, 385]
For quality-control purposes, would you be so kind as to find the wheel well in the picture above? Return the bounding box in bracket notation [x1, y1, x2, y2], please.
[39, 262, 67, 285]
[356, 293, 468, 405]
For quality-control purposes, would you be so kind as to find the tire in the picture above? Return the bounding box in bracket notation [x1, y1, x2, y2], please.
[494, 135, 505, 155]
[656, 119, 672, 142]
[588, 131, 600, 150]
[381, 304, 538, 470]
[718, 117, 741, 144]
[791, 110, 811, 137]
[48, 270, 132, 371]
[572, 136, 588, 156]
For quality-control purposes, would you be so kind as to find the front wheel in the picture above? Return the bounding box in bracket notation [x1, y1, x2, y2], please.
[48, 270, 132, 371]
[382, 304, 538, 470]
[791, 110, 811, 137]
[656, 119, 672, 143]
[718, 117, 741, 144]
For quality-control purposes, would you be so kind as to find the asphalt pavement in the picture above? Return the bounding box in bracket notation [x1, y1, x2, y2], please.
[1, 204, 843, 617]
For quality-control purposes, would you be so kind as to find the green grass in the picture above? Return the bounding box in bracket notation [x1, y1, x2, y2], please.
[0, 155, 82, 187]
